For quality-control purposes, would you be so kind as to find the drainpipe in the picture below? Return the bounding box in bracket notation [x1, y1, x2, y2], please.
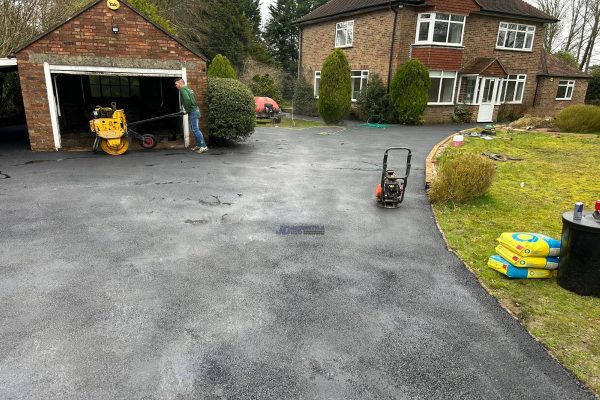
[298, 26, 303, 80]
[387, 1, 400, 92]
[533, 76, 541, 107]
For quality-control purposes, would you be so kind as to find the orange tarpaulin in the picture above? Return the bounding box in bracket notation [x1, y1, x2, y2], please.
[254, 97, 281, 113]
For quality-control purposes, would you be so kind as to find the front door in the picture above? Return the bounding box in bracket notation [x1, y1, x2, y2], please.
[477, 78, 498, 123]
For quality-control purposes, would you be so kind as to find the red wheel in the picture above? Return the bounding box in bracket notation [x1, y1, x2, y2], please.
[139, 134, 157, 149]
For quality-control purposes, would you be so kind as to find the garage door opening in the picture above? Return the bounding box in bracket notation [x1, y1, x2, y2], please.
[53, 73, 184, 150]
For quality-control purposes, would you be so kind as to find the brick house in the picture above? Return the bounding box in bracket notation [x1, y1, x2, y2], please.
[12, 0, 207, 151]
[297, 0, 590, 123]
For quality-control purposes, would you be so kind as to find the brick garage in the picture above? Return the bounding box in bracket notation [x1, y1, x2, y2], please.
[15, 0, 208, 151]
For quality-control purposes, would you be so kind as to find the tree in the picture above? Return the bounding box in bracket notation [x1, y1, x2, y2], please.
[389, 60, 430, 125]
[536, 0, 566, 52]
[555, 51, 579, 67]
[586, 66, 600, 104]
[318, 49, 351, 124]
[208, 54, 238, 79]
[264, 0, 328, 74]
[241, 0, 262, 40]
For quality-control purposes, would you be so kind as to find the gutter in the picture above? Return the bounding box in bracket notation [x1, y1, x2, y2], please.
[387, 2, 400, 92]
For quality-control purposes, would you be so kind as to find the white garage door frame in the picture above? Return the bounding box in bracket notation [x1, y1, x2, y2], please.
[44, 63, 189, 150]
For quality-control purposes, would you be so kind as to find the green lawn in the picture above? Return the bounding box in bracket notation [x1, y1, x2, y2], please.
[432, 129, 600, 394]
[256, 117, 324, 129]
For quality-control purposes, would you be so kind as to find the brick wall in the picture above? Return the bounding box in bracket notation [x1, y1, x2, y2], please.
[533, 77, 589, 116]
[411, 47, 463, 70]
[426, 0, 480, 14]
[16, 1, 207, 151]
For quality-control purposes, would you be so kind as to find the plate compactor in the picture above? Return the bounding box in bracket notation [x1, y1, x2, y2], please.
[375, 147, 412, 208]
[89, 102, 184, 156]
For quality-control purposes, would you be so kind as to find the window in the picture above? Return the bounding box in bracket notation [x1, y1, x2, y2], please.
[462, 76, 478, 104]
[335, 21, 354, 48]
[499, 74, 527, 103]
[428, 71, 457, 104]
[314, 70, 369, 101]
[556, 80, 575, 100]
[416, 13, 465, 46]
[351, 70, 369, 101]
[314, 71, 321, 98]
[90, 76, 140, 98]
[496, 22, 535, 51]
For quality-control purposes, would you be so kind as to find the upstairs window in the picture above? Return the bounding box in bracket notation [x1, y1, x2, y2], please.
[496, 22, 535, 51]
[416, 13, 465, 46]
[335, 21, 354, 48]
[556, 80, 575, 100]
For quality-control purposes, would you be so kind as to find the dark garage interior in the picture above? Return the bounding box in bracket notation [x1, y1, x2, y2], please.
[53, 74, 183, 149]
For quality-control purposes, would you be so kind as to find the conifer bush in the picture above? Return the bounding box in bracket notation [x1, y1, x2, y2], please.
[208, 54, 238, 79]
[390, 59, 430, 124]
[208, 78, 255, 143]
[318, 49, 352, 124]
[356, 73, 394, 123]
[429, 152, 496, 204]
[292, 78, 319, 116]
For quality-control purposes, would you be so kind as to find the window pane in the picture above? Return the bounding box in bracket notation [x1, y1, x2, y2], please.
[112, 85, 121, 97]
[436, 13, 450, 20]
[515, 82, 524, 102]
[101, 76, 111, 86]
[448, 23, 463, 44]
[429, 77, 441, 102]
[419, 21, 430, 41]
[337, 22, 346, 29]
[451, 15, 464, 22]
[506, 31, 516, 47]
[525, 34, 533, 49]
[433, 21, 448, 42]
[440, 77, 454, 102]
[352, 76, 361, 100]
[102, 85, 111, 98]
[336, 30, 346, 46]
[515, 32, 525, 48]
[504, 81, 516, 102]
[89, 76, 99, 85]
[90, 85, 101, 97]
[497, 30, 506, 46]
[557, 85, 567, 99]
[465, 77, 477, 104]
[346, 29, 353, 45]
[566, 86, 574, 98]
[110, 76, 120, 85]
[122, 85, 130, 98]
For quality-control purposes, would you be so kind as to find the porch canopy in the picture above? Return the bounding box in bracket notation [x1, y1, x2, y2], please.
[460, 58, 508, 77]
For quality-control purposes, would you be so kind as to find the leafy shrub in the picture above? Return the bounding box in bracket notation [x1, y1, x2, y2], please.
[208, 54, 238, 79]
[554, 51, 579, 68]
[497, 103, 528, 123]
[555, 104, 600, 133]
[292, 78, 318, 116]
[390, 59, 430, 125]
[249, 74, 283, 104]
[208, 78, 255, 143]
[356, 73, 394, 123]
[452, 104, 473, 123]
[0, 72, 25, 125]
[429, 152, 496, 204]
[509, 115, 555, 129]
[318, 49, 352, 124]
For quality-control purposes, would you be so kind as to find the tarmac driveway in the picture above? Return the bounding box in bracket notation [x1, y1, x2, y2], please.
[0, 125, 595, 399]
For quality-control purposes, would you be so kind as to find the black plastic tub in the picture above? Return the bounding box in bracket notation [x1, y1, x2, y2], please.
[557, 212, 600, 297]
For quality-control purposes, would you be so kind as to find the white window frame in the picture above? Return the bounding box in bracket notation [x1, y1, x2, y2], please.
[556, 80, 575, 100]
[335, 20, 354, 48]
[415, 13, 466, 47]
[314, 71, 321, 98]
[496, 22, 536, 52]
[351, 70, 369, 102]
[428, 71, 457, 105]
[498, 74, 527, 104]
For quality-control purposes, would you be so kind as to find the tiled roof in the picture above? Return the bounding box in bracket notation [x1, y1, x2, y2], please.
[539, 51, 590, 79]
[296, 0, 420, 24]
[475, 0, 557, 22]
[297, 0, 558, 24]
[460, 58, 508, 75]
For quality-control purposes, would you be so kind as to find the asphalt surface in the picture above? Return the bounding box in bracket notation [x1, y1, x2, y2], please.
[0, 124, 595, 399]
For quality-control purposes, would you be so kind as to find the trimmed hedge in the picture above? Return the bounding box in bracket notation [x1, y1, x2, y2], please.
[208, 54, 237, 79]
[555, 104, 600, 133]
[390, 59, 430, 125]
[208, 78, 255, 142]
[429, 152, 496, 204]
[318, 49, 352, 124]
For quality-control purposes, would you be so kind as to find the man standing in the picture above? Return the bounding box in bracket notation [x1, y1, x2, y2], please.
[175, 78, 208, 154]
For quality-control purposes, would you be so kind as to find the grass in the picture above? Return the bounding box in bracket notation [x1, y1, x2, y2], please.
[256, 118, 324, 129]
[432, 129, 600, 395]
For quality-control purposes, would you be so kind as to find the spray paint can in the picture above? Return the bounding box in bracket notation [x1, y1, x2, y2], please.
[573, 202, 584, 221]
